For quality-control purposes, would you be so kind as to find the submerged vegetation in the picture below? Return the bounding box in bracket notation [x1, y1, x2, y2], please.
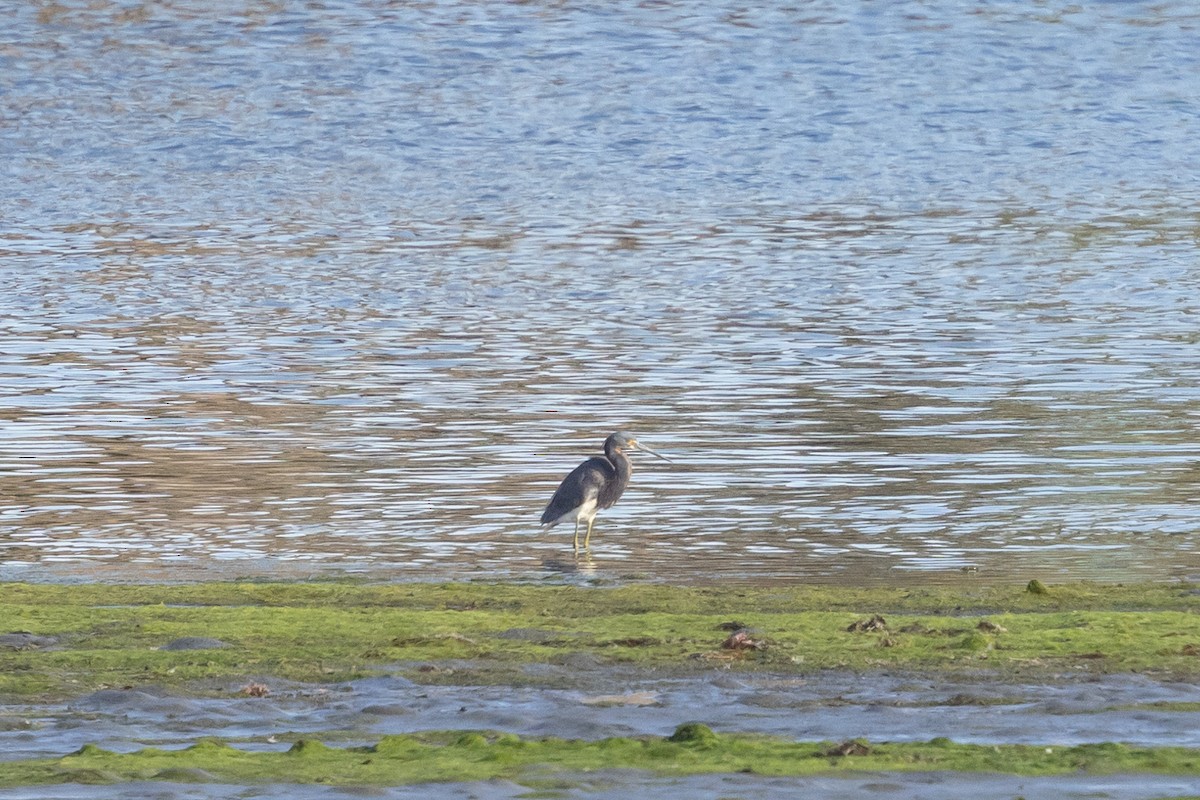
[5, 726, 1200, 788]
[2, 579, 1200, 698]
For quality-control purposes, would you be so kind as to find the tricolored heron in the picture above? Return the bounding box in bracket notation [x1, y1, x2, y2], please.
[540, 431, 669, 550]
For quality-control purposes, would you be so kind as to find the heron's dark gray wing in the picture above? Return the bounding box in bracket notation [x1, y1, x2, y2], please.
[540, 457, 613, 526]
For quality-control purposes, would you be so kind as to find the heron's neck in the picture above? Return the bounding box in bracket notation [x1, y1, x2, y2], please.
[605, 446, 632, 477]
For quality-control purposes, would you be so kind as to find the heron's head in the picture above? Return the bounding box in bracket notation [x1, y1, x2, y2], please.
[606, 431, 670, 461]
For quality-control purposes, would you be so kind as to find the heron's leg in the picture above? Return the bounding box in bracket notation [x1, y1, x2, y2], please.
[572, 520, 581, 551]
[583, 518, 595, 549]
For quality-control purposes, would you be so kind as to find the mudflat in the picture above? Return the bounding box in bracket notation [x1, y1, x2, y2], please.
[2, 579, 1200, 793]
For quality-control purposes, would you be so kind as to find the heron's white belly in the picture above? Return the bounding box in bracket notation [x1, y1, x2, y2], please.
[549, 498, 598, 527]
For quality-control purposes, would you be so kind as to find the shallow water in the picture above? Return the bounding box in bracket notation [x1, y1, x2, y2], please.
[4, 774, 1200, 800]
[3, 1, 1200, 585]
[4, 671, 1200, 798]
[5, 671, 1200, 762]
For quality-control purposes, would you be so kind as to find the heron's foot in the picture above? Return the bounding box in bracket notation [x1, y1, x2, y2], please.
[572, 548, 595, 572]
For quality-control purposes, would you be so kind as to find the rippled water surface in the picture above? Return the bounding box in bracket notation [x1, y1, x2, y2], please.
[2, 1, 1199, 584]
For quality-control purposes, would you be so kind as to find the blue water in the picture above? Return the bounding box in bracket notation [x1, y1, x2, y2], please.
[1, 1, 1198, 584]
[5, 2, 1198, 222]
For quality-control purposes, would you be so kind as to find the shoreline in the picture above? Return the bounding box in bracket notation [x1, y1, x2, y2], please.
[3, 579, 1200, 790]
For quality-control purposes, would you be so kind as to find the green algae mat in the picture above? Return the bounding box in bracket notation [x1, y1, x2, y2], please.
[5, 579, 1200, 696]
[3, 579, 1200, 788]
